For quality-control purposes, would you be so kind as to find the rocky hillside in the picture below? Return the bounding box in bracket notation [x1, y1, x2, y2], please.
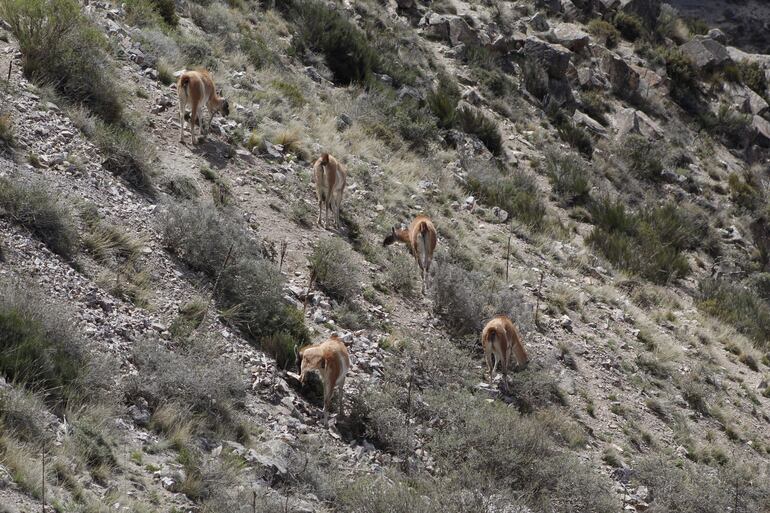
[669, 0, 770, 54]
[1, 0, 770, 512]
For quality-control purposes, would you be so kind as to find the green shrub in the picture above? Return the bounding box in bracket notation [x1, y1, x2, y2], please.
[287, 0, 377, 85]
[699, 279, 770, 350]
[523, 59, 549, 100]
[0, 0, 123, 123]
[701, 103, 752, 148]
[588, 199, 706, 284]
[151, 0, 177, 26]
[455, 105, 502, 155]
[620, 134, 664, 181]
[240, 30, 275, 70]
[426, 391, 617, 512]
[727, 169, 764, 211]
[428, 76, 460, 129]
[309, 238, 361, 302]
[93, 121, 156, 196]
[551, 110, 593, 157]
[736, 60, 767, 96]
[613, 12, 645, 41]
[127, 339, 246, 436]
[430, 254, 531, 337]
[0, 282, 86, 407]
[661, 48, 701, 111]
[588, 19, 620, 48]
[0, 112, 14, 147]
[579, 90, 610, 126]
[0, 177, 78, 259]
[464, 163, 546, 227]
[684, 17, 709, 36]
[179, 35, 216, 69]
[545, 150, 592, 206]
[162, 203, 309, 348]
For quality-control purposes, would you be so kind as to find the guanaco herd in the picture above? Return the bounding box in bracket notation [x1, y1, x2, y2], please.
[176, 69, 529, 426]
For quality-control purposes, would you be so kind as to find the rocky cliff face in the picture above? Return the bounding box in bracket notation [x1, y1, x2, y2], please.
[1, 0, 770, 512]
[669, 0, 770, 53]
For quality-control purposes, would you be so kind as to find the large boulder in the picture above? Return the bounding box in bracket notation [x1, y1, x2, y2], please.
[577, 65, 610, 89]
[421, 13, 481, 47]
[612, 108, 663, 139]
[523, 37, 573, 79]
[619, 0, 661, 26]
[724, 82, 769, 116]
[752, 115, 770, 147]
[602, 52, 640, 95]
[549, 23, 591, 52]
[680, 36, 732, 71]
[574, 110, 608, 136]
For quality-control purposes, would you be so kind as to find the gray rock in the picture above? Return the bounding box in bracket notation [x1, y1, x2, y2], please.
[523, 37, 573, 79]
[336, 113, 352, 131]
[128, 404, 151, 426]
[602, 52, 640, 95]
[612, 108, 663, 139]
[550, 23, 590, 52]
[422, 13, 480, 47]
[530, 12, 549, 32]
[619, 0, 661, 26]
[251, 440, 296, 477]
[752, 115, 770, 146]
[573, 110, 607, 136]
[707, 28, 727, 44]
[680, 37, 732, 71]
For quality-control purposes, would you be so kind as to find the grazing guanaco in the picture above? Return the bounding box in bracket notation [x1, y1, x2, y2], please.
[312, 153, 347, 229]
[295, 335, 350, 427]
[383, 215, 437, 294]
[177, 69, 229, 145]
[481, 315, 529, 391]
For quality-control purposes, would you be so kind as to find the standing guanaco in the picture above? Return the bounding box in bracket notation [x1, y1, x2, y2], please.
[177, 69, 229, 145]
[383, 215, 438, 294]
[481, 315, 529, 390]
[295, 335, 350, 427]
[313, 153, 347, 229]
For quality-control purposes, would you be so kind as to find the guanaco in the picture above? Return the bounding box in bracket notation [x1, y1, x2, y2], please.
[177, 69, 229, 145]
[481, 315, 529, 391]
[383, 215, 437, 294]
[295, 335, 350, 427]
[313, 153, 347, 229]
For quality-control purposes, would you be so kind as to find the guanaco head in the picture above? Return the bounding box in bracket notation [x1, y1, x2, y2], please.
[383, 225, 409, 246]
[383, 226, 398, 246]
[320, 152, 330, 166]
[297, 347, 326, 385]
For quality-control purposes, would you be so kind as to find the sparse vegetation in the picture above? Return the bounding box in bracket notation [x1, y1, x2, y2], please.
[464, 162, 546, 227]
[0, 112, 14, 147]
[699, 279, 770, 350]
[0, 177, 78, 259]
[613, 12, 645, 41]
[162, 203, 309, 350]
[545, 150, 591, 206]
[455, 105, 502, 156]
[431, 254, 531, 337]
[620, 134, 664, 181]
[0, 281, 88, 407]
[0, 0, 123, 123]
[588, 199, 707, 284]
[309, 238, 361, 302]
[588, 19, 620, 48]
[285, 0, 377, 86]
[428, 75, 460, 129]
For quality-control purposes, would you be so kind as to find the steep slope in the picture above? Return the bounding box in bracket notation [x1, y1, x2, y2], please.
[1, 0, 770, 512]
